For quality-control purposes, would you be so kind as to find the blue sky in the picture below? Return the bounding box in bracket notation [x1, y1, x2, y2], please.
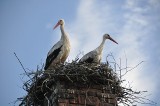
[0, 0, 160, 106]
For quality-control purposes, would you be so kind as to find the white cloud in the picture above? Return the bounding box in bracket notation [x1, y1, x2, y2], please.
[67, 0, 117, 60]
[148, 0, 160, 9]
[117, 0, 158, 99]
[68, 0, 158, 105]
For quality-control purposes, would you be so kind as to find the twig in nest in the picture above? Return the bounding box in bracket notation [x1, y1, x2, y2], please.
[14, 52, 31, 79]
[121, 61, 144, 77]
[44, 92, 50, 106]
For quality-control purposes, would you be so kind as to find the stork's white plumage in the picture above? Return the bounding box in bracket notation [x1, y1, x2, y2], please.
[79, 34, 118, 63]
[44, 19, 70, 70]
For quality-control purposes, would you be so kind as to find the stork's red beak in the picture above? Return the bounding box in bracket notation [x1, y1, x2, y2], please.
[109, 37, 118, 44]
[53, 22, 60, 29]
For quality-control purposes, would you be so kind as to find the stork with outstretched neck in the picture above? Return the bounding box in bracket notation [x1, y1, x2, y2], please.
[44, 19, 70, 70]
[79, 34, 118, 63]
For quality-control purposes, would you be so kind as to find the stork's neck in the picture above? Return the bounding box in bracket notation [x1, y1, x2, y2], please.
[60, 24, 69, 42]
[60, 25, 67, 39]
[60, 24, 65, 35]
[96, 38, 106, 53]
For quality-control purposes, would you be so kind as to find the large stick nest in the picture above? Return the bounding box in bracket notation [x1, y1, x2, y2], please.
[17, 60, 155, 106]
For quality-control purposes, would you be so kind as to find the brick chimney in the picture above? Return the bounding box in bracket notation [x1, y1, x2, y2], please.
[43, 81, 118, 106]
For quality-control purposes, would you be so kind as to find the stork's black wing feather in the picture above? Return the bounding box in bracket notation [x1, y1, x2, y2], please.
[84, 57, 94, 63]
[44, 45, 63, 70]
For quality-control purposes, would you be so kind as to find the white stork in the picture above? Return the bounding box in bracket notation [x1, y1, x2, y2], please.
[79, 34, 118, 63]
[44, 19, 70, 70]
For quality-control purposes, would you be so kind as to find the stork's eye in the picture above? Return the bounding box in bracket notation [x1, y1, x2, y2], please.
[59, 20, 63, 24]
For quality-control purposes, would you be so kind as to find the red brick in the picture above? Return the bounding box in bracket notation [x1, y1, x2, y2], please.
[58, 98, 69, 103]
[69, 98, 78, 104]
[87, 90, 97, 96]
[68, 104, 84, 106]
[107, 94, 116, 99]
[87, 96, 100, 106]
[100, 102, 114, 106]
[78, 95, 85, 104]
[108, 98, 116, 104]
[58, 102, 68, 106]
